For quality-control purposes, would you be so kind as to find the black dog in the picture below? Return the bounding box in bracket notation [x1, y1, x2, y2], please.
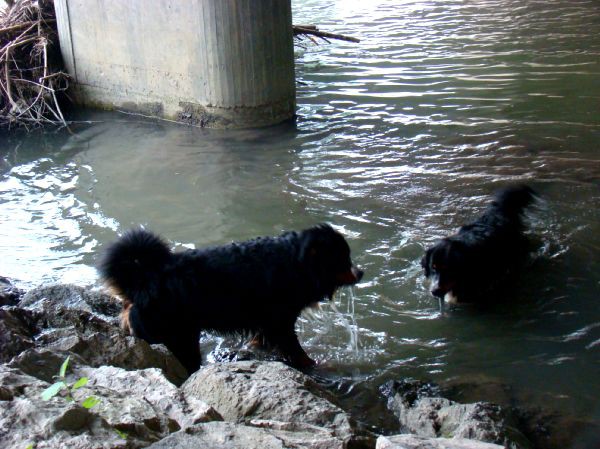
[421, 185, 536, 305]
[99, 224, 363, 374]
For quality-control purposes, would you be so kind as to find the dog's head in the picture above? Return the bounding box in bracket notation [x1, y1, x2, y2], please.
[299, 224, 363, 300]
[421, 239, 468, 304]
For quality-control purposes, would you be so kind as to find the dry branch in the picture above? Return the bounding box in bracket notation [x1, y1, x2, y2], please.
[0, 0, 69, 129]
[293, 25, 360, 44]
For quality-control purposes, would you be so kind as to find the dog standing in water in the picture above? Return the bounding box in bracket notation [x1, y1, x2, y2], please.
[422, 185, 536, 305]
[100, 224, 363, 374]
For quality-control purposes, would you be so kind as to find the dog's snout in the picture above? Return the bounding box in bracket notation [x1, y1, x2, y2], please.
[353, 267, 364, 283]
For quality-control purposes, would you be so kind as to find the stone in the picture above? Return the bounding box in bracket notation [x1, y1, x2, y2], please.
[76, 365, 223, 429]
[21, 283, 121, 323]
[0, 306, 37, 363]
[0, 366, 125, 449]
[147, 421, 345, 449]
[4, 283, 188, 386]
[381, 379, 530, 449]
[0, 362, 207, 449]
[0, 276, 23, 306]
[182, 361, 364, 445]
[377, 434, 505, 449]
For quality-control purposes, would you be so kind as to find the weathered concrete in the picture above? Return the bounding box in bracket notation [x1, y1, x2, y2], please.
[54, 0, 296, 128]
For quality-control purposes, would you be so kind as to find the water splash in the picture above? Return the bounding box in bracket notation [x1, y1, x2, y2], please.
[330, 287, 361, 355]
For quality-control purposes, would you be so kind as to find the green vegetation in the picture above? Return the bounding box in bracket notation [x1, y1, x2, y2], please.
[41, 356, 100, 409]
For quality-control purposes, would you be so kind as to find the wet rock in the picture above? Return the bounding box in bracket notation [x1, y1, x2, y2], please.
[21, 283, 121, 325]
[182, 361, 366, 446]
[380, 379, 530, 449]
[514, 406, 600, 449]
[147, 421, 345, 449]
[0, 306, 37, 363]
[380, 378, 441, 407]
[1, 283, 188, 386]
[441, 375, 600, 449]
[8, 347, 87, 382]
[376, 434, 505, 449]
[0, 276, 23, 306]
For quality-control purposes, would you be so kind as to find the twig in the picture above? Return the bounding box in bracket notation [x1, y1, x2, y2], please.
[293, 25, 360, 43]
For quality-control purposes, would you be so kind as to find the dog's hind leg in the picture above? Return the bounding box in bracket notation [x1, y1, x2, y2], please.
[163, 332, 202, 376]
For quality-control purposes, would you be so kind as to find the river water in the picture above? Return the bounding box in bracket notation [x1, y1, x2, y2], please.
[1, 0, 599, 444]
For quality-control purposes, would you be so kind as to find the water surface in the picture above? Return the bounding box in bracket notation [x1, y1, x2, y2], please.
[1, 0, 599, 444]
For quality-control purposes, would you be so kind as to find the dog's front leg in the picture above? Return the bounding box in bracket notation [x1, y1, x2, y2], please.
[266, 328, 316, 369]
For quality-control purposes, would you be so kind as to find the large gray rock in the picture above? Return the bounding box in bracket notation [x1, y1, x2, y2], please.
[182, 361, 369, 447]
[377, 434, 505, 449]
[0, 363, 222, 449]
[0, 306, 37, 363]
[381, 379, 529, 449]
[0, 366, 129, 449]
[0, 276, 23, 306]
[3, 284, 188, 385]
[77, 365, 223, 429]
[21, 284, 121, 322]
[147, 421, 345, 449]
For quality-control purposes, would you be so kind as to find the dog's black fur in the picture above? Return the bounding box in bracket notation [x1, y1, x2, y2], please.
[99, 224, 363, 374]
[421, 185, 536, 304]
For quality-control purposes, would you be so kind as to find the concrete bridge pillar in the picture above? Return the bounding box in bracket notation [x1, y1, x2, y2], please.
[54, 0, 296, 128]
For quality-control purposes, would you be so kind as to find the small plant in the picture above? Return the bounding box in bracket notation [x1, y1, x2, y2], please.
[41, 356, 100, 409]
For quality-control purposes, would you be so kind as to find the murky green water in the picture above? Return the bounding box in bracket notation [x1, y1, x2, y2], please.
[1, 0, 599, 444]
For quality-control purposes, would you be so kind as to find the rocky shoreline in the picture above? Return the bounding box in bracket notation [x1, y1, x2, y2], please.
[0, 279, 596, 448]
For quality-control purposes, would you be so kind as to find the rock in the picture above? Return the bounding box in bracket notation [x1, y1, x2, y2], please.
[0, 361, 216, 449]
[440, 375, 600, 449]
[182, 361, 367, 446]
[0, 306, 37, 363]
[8, 347, 87, 382]
[376, 434, 505, 449]
[77, 365, 223, 429]
[0, 276, 23, 306]
[381, 380, 530, 449]
[147, 421, 345, 449]
[1, 283, 188, 385]
[513, 406, 600, 449]
[0, 366, 126, 449]
[21, 283, 121, 321]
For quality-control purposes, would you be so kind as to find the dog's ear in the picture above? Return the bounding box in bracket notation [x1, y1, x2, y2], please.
[421, 248, 432, 276]
[298, 228, 320, 263]
[298, 224, 336, 263]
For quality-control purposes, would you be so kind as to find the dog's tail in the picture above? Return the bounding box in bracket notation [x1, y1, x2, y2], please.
[99, 228, 172, 308]
[491, 184, 537, 219]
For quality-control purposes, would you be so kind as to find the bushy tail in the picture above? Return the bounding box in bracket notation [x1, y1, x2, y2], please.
[491, 184, 537, 219]
[99, 228, 172, 308]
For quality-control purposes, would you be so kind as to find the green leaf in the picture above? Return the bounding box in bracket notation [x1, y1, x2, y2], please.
[72, 377, 88, 390]
[59, 356, 71, 378]
[114, 428, 128, 439]
[25, 445, 35, 449]
[81, 396, 100, 409]
[41, 381, 66, 400]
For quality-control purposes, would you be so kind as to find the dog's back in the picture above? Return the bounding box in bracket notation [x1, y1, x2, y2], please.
[487, 184, 535, 224]
[458, 184, 536, 240]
